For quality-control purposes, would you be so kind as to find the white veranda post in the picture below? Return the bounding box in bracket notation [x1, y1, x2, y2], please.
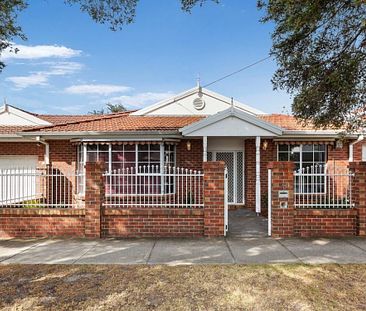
[203, 136, 208, 162]
[255, 136, 261, 214]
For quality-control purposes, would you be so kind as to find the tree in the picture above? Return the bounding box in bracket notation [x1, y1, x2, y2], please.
[0, 0, 27, 72]
[258, 0, 366, 130]
[89, 102, 126, 115]
[0, 0, 216, 72]
[106, 102, 126, 113]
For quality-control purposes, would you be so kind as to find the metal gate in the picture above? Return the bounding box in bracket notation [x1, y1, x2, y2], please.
[224, 166, 229, 236]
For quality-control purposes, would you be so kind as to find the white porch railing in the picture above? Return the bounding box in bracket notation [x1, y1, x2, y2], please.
[103, 165, 204, 208]
[0, 166, 83, 208]
[294, 164, 354, 209]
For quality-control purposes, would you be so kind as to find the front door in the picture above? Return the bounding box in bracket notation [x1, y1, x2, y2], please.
[208, 151, 244, 205]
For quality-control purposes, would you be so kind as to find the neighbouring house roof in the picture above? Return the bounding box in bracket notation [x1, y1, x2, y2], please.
[0, 111, 123, 135]
[258, 114, 320, 131]
[21, 114, 204, 134]
[37, 114, 102, 124]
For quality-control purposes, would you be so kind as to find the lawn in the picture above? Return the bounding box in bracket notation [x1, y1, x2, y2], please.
[0, 264, 366, 310]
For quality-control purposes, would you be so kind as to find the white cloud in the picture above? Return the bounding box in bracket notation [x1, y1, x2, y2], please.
[1, 44, 82, 60]
[6, 73, 49, 89]
[46, 61, 84, 75]
[108, 92, 174, 108]
[6, 61, 83, 89]
[64, 84, 132, 95]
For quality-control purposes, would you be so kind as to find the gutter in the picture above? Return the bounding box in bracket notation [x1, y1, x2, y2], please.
[18, 130, 182, 138]
[349, 135, 364, 162]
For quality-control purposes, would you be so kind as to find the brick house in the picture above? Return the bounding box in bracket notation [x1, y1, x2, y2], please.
[1, 86, 365, 238]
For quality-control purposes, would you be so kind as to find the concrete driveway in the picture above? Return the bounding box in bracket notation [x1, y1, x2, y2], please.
[1, 236, 366, 265]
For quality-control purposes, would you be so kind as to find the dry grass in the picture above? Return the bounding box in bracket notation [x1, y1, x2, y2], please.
[0, 264, 366, 310]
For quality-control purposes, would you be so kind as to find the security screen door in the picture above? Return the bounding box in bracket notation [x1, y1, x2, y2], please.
[207, 151, 244, 204]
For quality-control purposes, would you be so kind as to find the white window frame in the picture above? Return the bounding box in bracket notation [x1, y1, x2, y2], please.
[277, 143, 327, 194]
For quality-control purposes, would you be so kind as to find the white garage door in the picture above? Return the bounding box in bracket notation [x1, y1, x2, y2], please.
[0, 156, 38, 205]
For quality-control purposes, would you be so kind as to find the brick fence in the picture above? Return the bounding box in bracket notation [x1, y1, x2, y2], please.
[268, 161, 365, 238]
[0, 208, 85, 238]
[0, 161, 226, 238]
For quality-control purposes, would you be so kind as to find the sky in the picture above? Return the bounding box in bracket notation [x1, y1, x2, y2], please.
[0, 0, 293, 115]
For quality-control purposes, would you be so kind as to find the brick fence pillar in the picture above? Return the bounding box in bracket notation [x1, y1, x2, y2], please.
[349, 162, 366, 236]
[85, 161, 104, 238]
[203, 161, 225, 237]
[268, 161, 295, 238]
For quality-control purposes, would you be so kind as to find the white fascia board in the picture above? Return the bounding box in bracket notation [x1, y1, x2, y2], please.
[0, 104, 52, 126]
[0, 136, 39, 142]
[283, 130, 339, 135]
[181, 107, 283, 136]
[73, 138, 181, 143]
[280, 130, 358, 140]
[19, 130, 182, 139]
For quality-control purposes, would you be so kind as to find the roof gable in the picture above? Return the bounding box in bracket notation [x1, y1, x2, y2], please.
[181, 107, 283, 137]
[0, 104, 51, 126]
[132, 87, 266, 116]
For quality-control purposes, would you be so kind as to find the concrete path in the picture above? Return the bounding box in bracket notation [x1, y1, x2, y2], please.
[228, 209, 268, 238]
[2, 237, 366, 265]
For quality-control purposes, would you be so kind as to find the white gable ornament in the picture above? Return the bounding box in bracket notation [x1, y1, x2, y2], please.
[193, 96, 205, 110]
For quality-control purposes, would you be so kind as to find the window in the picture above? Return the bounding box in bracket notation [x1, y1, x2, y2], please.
[278, 144, 327, 194]
[77, 143, 176, 172]
[277, 144, 326, 171]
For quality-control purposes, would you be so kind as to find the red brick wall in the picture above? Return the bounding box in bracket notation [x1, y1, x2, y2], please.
[0, 209, 85, 238]
[0, 142, 44, 163]
[48, 140, 77, 171]
[269, 160, 361, 238]
[353, 139, 366, 162]
[327, 143, 349, 169]
[176, 139, 203, 171]
[294, 209, 357, 237]
[350, 162, 366, 236]
[268, 161, 295, 238]
[203, 161, 225, 237]
[102, 209, 204, 237]
[85, 162, 104, 238]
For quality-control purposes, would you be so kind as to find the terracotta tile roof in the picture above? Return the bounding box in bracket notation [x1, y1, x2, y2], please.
[22, 114, 204, 133]
[0, 111, 134, 135]
[1, 110, 333, 136]
[37, 114, 101, 124]
[258, 114, 320, 131]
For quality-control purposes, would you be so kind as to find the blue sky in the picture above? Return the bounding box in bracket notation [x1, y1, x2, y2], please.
[0, 0, 292, 115]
